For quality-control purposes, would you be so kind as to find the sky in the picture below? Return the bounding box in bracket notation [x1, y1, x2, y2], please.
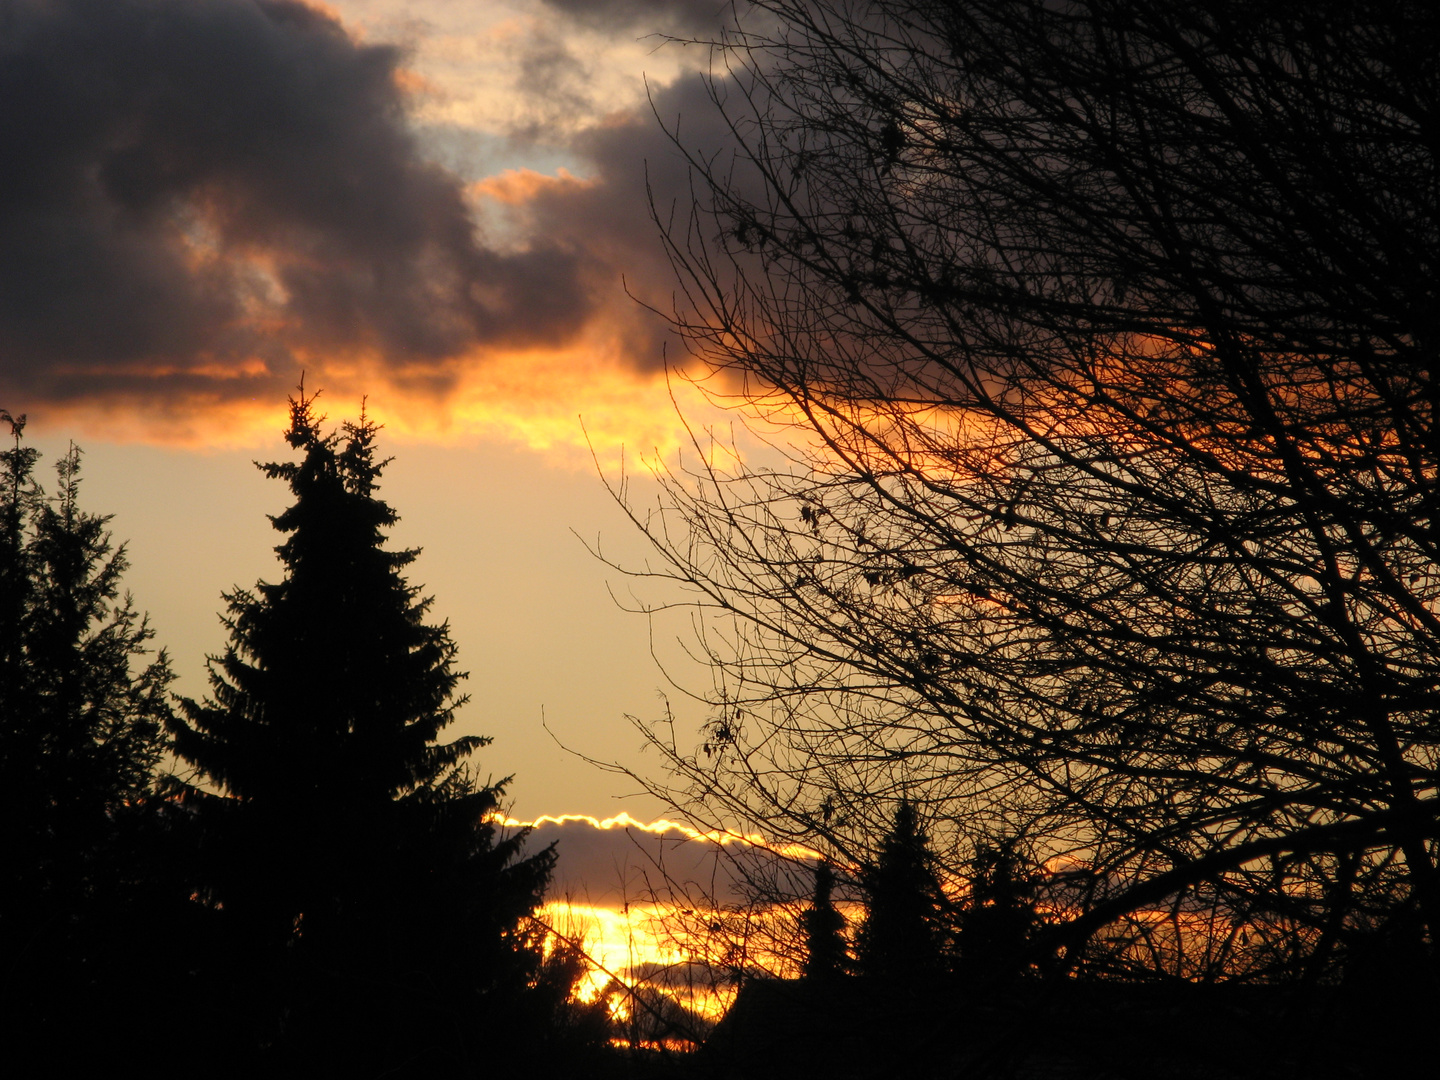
[1, 0, 802, 1004]
[4, 1, 1265, 1014]
[0, 0, 769, 828]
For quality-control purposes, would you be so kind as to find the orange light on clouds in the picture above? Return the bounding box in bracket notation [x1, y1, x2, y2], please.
[467, 168, 598, 252]
[21, 342, 732, 470]
[422, 351, 711, 470]
[469, 167, 594, 206]
[512, 813, 829, 1027]
[503, 811, 824, 862]
[24, 392, 290, 450]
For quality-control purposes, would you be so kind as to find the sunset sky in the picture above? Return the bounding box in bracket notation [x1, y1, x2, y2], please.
[1, 0, 766, 830]
[0, 4, 792, 1001]
[10, 5, 1421, 1068]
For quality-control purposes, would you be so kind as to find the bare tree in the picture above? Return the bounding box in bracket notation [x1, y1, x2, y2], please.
[612, 0, 1440, 981]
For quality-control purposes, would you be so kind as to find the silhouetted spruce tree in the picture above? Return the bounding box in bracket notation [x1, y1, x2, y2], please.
[956, 839, 1040, 986]
[168, 392, 567, 1075]
[802, 861, 848, 982]
[0, 411, 174, 1063]
[855, 802, 951, 991]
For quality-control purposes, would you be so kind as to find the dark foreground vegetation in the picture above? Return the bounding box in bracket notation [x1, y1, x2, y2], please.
[0, 399, 613, 1077]
[4, 1, 1437, 1077]
[690, 805, 1435, 1080]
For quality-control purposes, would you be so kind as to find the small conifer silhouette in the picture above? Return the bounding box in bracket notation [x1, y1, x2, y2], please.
[0, 412, 174, 1068]
[855, 801, 950, 988]
[802, 861, 849, 982]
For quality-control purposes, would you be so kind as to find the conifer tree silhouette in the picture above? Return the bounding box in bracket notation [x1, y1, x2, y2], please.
[0, 412, 174, 1065]
[1, 415, 172, 908]
[169, 391, 561, 1074]
[855, 802, 950, 991]
[802, 861, 848, 983]
[956, 839, 1039, 985]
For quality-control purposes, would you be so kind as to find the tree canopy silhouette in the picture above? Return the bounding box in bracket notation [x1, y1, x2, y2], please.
[0, 411, 174, 1062]
[0, 413, 172, 892]
[613, 0, 1440, 984]
[801, 860, 848, 982]
[169, 391, 568, 1074]
[855, 803, 949, 989]
[956, 839, 1041, 985]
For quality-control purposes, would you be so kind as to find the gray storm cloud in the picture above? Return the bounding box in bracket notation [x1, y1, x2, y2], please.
[537, 0, 733, 36]
[528, 816, 817, 907]
[0, 0, 594, 406]
[0, 0, 762, 425]
[500, 67, 765, 352]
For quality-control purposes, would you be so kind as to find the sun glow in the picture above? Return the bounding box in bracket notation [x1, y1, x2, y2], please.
[537, 899, 732, 1012]
[21, 344, 736, 470]
[513, 814, 828, 1030]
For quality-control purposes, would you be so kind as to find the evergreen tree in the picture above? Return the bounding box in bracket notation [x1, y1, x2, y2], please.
[801, 861, 848, 982]
[956, 839, 1039, 985]
[0, 412, 173, 917]
[168, 391, 564, 1074]
[0, 411, 174, 1062]
[854, 802, 951, 990]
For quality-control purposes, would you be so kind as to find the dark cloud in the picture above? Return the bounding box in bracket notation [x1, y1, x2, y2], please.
[0, 0, 593, 405]
[514, 1, 738, 125]
[538, 0, 734, 36]
[500, 69, 761, 370]
[511, 29, 598, 128]
[529, 815, 811, 907]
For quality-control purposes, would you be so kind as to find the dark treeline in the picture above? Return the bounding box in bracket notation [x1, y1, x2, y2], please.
[0, 397, 620, 1078]
[3, 393, 1431, 1079]
[701, 804, 1435, 1080]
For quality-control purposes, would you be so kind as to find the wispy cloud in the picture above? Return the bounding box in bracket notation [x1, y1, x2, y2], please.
[515, 812, 820, 905]
[538, 0, 732, 37]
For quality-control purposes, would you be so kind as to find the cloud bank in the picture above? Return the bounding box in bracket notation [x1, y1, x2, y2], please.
[0, 0, 587, 409]
[521, 813, 818, 907]
[538, 0, 731, 36]
[1, 0, 747, 452]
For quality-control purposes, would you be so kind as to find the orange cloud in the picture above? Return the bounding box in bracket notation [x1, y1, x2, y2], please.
[508, 811, 823, 861]
[3, 4, 766, 476]
[469, 168, 595, 206]
[391, 66, 442, 101]
[16, 339, 769, 480]
[2, 0, 598, 431]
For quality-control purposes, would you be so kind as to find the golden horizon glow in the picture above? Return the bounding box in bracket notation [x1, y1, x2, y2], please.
[536, 899, 735, 1018]
[525, 818, 1292, 1017]
[514, 813, 829, 1025]
[503, 811, 825, 862]
[18, 348, 736, 472]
